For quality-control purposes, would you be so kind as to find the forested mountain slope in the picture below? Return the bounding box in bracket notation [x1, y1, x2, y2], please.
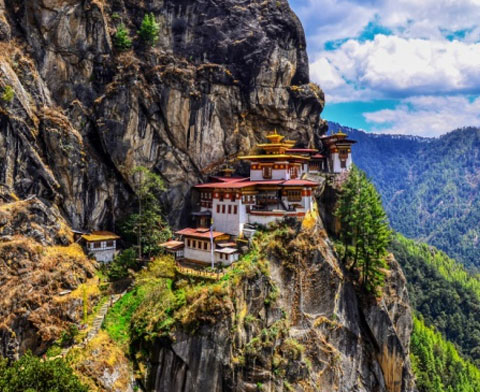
[390, 234, 480, 366]
[410, 316, 480, 392]
[328, 122, 480, 268]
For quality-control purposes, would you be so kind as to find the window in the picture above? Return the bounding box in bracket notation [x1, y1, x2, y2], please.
[228, 205, 232, 214]
[217, 205, 220, 213]
[222, 205, 226, 214]
[263, 166, 272, 179]
[93, 242, 101, 249]
[288, 190, 302, 202]
[341, 160, 347, 169]
[204, 242, 208, 250]
[233, 205, 238, 214]
[289, 167, 298, 179]
[187, 239, 191, 247]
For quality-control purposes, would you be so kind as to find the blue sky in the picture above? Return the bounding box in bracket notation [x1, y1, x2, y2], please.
[288, 0, 480, 136]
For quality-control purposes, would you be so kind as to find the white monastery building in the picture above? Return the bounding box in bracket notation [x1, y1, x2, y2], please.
[162, 129, 355, 266]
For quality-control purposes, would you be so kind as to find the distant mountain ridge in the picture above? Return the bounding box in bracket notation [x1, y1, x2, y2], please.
[327, 121, 480, 269]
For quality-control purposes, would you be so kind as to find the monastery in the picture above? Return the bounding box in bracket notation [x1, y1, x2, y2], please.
[161, 130, 355, 266]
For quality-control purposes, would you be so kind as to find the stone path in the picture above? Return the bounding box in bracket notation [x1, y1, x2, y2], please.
[49, 292, 125, 360]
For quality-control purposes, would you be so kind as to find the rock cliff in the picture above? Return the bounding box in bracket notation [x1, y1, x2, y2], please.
[0, 194, 97, 359]
[0, 1, 418, 391]
[0, 0, 324, 230]
[131, 216, 417, 392]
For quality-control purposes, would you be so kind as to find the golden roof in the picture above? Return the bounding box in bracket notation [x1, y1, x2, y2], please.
[265, 129, 285, 143]
[81, 231, 120, 242]
[238, 153, 309, 161]
[257, 141, 296, 149]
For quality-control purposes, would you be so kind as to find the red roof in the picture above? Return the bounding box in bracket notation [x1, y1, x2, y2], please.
[175, 227, 227, 239]
[311, 154, 325, 159]
[195, 178, 318, 189]
[209, 176, 248, 183]
[160, 240, 185, 250]
[195, 180, 254, 189]
[253, 180, 285, 185]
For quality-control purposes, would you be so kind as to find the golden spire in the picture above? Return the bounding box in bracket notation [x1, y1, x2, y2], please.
[266, 129, 285, 144]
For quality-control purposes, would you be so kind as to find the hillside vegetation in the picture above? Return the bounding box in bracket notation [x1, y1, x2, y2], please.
[329, 122, 480, 269]
[391, 234, 480, 366]
[411, 316, 480, 392]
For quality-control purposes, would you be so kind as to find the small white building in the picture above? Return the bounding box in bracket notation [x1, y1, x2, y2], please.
[81, 231, 120, 263]
[159, 240, 185, 260]
[172, 227, 239, 266]
[320, 131, 356, 173]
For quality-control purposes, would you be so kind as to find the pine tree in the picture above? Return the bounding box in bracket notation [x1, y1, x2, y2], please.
[138, 13, 160, 46]
[121, 166, 171, 259]
[113, 23, 132, 51]
[336, 166, 392, 293]
[335, 166, 359, 263]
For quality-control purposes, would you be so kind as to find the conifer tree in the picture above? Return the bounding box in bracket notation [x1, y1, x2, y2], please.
[138, 13, 160, 46]
[121, 166, 171, 259]
[113, 23, 132, 51]
[336, 166, 392, 293]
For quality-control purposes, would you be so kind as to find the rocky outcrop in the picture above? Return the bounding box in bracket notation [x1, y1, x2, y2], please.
[0, 0, 325, 230]
[137, 220, 416, 392]
[0, 2, 418, 390]
[0, 197, 97, 359]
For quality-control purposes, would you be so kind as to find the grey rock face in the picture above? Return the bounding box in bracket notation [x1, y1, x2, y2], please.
[0, 0, 325, 230]
[141, 222, 416, 392]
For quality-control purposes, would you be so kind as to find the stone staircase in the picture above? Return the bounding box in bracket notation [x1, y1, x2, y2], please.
[50, 292, 125, 360]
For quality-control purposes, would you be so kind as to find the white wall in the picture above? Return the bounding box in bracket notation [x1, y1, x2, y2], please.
[212, 199, 242, 235]
[238, 202, 248, 236]
[184, 247, 214, 264]
[272, 169, 289, 180]
[250, 163, 290, 180]
[248, 213, 284, 226]
[215, 252, 238, 266]
[332, 152, 352, 173]
[302, 195, 312, 211]
[250, 170, 263, 180]
[90, 249, 116, 263]
[87, 240, 116, 263]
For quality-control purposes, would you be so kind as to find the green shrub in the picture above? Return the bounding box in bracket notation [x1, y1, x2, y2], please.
[107, 248, 138, 281]
[1, 85, 14, 102]
[138, 13, 160, 46]
[113, 23, 132, 51]
[0, 351, 87, 392]
[59, 324, 79, 347]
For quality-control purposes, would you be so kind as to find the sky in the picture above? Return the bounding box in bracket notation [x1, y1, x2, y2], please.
[288, 0, 480, 137]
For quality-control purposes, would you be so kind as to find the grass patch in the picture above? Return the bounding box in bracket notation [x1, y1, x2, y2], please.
[103, 287, 146, 348]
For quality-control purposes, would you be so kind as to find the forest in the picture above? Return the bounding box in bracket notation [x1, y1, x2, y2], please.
[329, 122, 480, 270]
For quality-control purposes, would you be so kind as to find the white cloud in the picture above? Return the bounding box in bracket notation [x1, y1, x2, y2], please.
[363, 95, 480, 137]
[289, 0, 480, 135]
[309, 57, 370, 102]
[294, 0, 375, 50]
[311, 35, 480, 102]
[293, 0, 480, 48]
